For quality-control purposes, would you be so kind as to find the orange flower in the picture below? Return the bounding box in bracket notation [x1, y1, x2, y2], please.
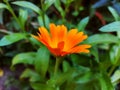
[32, 23, 91, 56]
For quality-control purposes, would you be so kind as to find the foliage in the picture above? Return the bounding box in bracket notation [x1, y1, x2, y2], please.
[0, 0, 120, 90]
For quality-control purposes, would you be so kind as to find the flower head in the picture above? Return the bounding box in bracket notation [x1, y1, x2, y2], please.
[32, 23, 91, 56]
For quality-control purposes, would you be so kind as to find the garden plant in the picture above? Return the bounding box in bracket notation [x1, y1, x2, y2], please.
[0, 0, 120, 90]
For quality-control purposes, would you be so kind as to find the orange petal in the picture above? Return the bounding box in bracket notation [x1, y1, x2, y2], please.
[39, 27, 51, 46]
[31, 34, 40, 41]
[50, 23, 58, 47]
[48, 47, 61, 56]
[57, 25, 67, 42]
[31, 34, 48, 46]
[64, 29, 78, 50]
[68, 33, 88, 49]
[68, 44, 91, 53]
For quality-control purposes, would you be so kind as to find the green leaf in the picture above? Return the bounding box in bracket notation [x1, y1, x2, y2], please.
[75, 71, 96, 84]
[90, 46, 99, 62]
[43, 0, 55, 11]
[111, 70, 120, 84]
[20, 69, 41, 82]
[108, 6, 120, 21]
[84, 34, 119, 45]
[99, 21, 120, 32]
[54, 0, 65, 18]
[12, 52, 36, 66]
[38, 16, 44, 26]
[62, 61, 71, 72]
[38, 15, 50, 28]
[12, 1, 41, 14]
[78, 17, 89, 31]
[0, 3, 8, 9]
[71, 54, 90, 66]
[99, 73, 113, 90]
[44, 15, 50, 29]
[109, 45, 120, 65]
[19, 9, 28, 28]
[48, 69, 74, 86]
[35, 46, 50, 77]
[31, 83, 56, 90]
[0, 33, 26, 46]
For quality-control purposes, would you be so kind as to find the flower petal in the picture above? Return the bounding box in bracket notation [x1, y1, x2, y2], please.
[64, 29, 78, 50]
[68, 33, 88, 49]
[50, 23, 58, 47]
[39, 27, 51, 46]
[68, 44, 91, 53]
[57, 25, 67, 41]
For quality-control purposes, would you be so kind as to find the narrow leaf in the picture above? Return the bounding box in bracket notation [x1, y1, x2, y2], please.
[0, 33, 26, 46]
[111, 70, 120, 83]
[78, 17, 89, 31]
[12, 52, 36, 66]
[110, 45, 120, 66]
[20, 69, 41, 82]
[35, 46, 50, 77]
[12, 1, 41, 14]
[48, 70, 74, 86]
[19, 9, 28, 27]
[0, 3, 8, 9]
[99, 73, 113, 90]
[84, 34, 119, 45]
[108, 6, 120, 21]
[31, 83, 56, 90]
[43, 0, 55, 11]
[99, 21, 120, 32]
[54, 0, 65, 18]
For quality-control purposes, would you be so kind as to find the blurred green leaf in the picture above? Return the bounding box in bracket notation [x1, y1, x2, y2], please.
[19, 9, 28, 28]
[44, 15, 50, 28]
[90, 46, 99, 62]
[43, 0, 55, 11]
[99, 21, 120, 32]
[0, 3, 8, 9]
[62, 61, 71, 72]
[35, 46, 50, 77]
[29, 37, 42, 47]
[78, 17, 89, 31]
[75, 71, 96, 84]
[111, 70, 120, 83]
[0, 33, 26, 46]
[38, 15, 50, 28]
[31, 83, 56, 90]
[61, 0, 74, 4]
[71, 54, 90, 67]
[38, 16, 44, 26]
[108, 6, 120, 21]
[12, 1, 41, 14]
[85, 34, 119, 45]
[20, 69, 41, 82]
[48, 69, 74, 87]
[99, 73, 113, 90]
[12, 52, 36, 66]
[54, 0, 65, 18]
[110, 45, 120, 65]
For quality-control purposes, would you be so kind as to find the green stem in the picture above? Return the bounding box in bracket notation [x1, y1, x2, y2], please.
[108, 65, 116, 77]
[40, 0, 46, 27]
[54, 57, 61, 76]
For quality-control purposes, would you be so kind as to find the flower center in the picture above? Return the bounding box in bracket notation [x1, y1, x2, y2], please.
[57, 41, 65, 50]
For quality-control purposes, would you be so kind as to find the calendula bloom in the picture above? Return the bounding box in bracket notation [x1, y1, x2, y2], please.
[32, 23, 91, 56]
